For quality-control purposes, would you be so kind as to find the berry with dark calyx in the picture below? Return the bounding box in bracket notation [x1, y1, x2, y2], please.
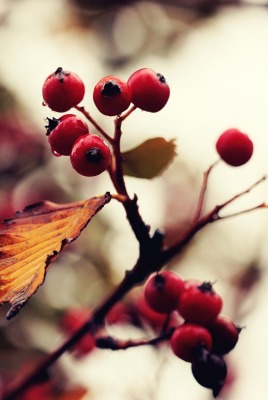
[93, 76, 132, 116]
[207, 315, 240, 355]
[45, 114, 89, 156]
[216, 128, 253, 167]
[178, 281, 222, 325]
[42, 67, 85, 112]
[170, 323, 212, 363]
[127, 68, 170, 112]
[144, 271, 184, 314]
[70, 134, 111, 177]
[191, 350, 227, 397]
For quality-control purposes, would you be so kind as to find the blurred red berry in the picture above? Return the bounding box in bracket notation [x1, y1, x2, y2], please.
[178, 281, 222, 325]
[216, 128, 253, 166]
[207, 315, 240, 355]
[171, 323, 212, 362]
[144, 271, 184, 314]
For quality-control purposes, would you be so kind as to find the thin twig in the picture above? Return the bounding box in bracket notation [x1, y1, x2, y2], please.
[212, 175, 267, 213]
[74, 105, 113, 144]
[96, 329, 174, 351]
[163, 175, 267, 263]
[192, 159, 220, 224]
[215, 203, 267, 220]
[120, 105, 137, 122]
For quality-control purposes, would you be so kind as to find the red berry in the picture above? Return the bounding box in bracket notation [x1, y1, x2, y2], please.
[207, 315, 240, 355]
[127, 68, 170, 112]
[216, 128, 253, 166]
[177, 281, 222, 325]
[42, 67, 85, 112]
[144, 271, 184, 314]
[170, 323, 212, 362]
[46, 114, 89, 156]
[93, 76, 132, 116]
[70, 134, 111, 177]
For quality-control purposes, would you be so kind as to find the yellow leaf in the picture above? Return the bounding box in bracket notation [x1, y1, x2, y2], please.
[0, 193, 111, 319]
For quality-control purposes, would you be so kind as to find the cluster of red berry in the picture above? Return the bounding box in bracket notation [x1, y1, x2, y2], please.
[143, 271, 240, 397]
[42, 67, 254, 176]
[45, 114, 111, 176]
[42, 67, 170, 177]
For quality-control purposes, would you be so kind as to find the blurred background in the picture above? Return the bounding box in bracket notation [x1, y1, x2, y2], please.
[1, 0, 268, 398]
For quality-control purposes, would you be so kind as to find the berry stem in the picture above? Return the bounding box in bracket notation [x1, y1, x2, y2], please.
[110, 115, 127, 195]
[74, 105, 113, 144]
[107, 114, 153, 248]
[120, 104, 137, 121]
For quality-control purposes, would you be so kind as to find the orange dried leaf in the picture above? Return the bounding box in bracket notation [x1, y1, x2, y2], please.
[0, 193, 111, 319]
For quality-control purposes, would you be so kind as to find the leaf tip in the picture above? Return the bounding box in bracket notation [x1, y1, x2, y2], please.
[6, 300, 27, 320]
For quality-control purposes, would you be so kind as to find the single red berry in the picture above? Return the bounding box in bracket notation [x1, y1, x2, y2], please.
[93, 76, 132, 116]
[170, 323, 212, 363]
[177, 281, 222, 325]
[127, 68, 170, 112]
[42, 67, 85, 112]
[207, 315, 240, 355]
[45, 114, 89, 156]
[216, 128, 253, 166]
[144, 271, 184, 314]
[70, 134, 111, 177]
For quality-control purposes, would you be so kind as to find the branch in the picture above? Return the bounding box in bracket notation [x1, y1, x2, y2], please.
[107, 114, 153, 248]
[2, 233, 164, 400]
[74, 105, 152, 247]
[96, 329, 174, 351]
[5, 174, 266, 399]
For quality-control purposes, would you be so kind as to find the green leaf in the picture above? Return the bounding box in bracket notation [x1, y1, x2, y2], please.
[122, 137, 177, 179]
